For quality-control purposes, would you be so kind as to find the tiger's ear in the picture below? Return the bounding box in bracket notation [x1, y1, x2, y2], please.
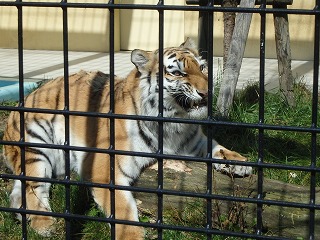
[180, 37, 197, 51]
[131, 49, 153, 73]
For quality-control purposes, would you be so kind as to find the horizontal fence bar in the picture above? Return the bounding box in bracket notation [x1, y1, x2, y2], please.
[0, 173, 319, 210]
[2, 139, 320, 173]
[0, 106, 319, 134]
[186, 0, 293, 4]
[0, 205, 293, 240]
[0, 1, 319, 15]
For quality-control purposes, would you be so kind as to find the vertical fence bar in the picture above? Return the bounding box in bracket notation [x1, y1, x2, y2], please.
[157, 1, 164, 239]
[206, 0, 214, 239]
[17, 0, 27, 239]
[309, 1, 319, 239]
[198, 0, 209, 60]
[61, 0, 71, 237]
[256, 0, 266, 236]
[108, 1, 116, 239]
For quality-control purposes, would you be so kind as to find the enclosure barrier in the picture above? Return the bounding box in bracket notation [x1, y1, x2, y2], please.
[0, 1, 319, 239]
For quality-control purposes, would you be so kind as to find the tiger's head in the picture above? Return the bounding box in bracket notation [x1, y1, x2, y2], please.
[131, 38, 209, 119]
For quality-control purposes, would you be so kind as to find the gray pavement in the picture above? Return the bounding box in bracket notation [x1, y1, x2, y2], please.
[0, 48, 317, 94]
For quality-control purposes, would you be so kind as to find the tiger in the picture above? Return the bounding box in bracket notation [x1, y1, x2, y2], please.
[2, 38, 252, 239]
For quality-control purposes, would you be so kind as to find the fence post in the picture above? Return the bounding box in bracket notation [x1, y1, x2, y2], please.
[198, 0, 209, 60]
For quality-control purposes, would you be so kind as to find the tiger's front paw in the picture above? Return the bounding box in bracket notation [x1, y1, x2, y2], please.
[212, 146, 253, 177]
[214, 163, 252, 177]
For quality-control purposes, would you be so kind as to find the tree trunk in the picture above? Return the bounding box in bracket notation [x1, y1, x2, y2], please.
[216, 0, 255, 117]
[273, 4, 295, 107]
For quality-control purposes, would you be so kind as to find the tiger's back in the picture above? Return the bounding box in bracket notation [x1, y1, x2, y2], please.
[4, 69, 140, 172]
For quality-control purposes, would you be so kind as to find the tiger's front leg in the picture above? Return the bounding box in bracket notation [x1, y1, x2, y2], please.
[212, 144, 252, 177]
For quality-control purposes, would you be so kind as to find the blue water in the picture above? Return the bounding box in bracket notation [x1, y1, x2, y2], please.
[0, 80, 17, 87]
[0, 80, 38, 101]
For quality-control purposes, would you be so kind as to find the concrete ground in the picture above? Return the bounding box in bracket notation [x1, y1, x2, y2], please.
[0, 48, 317, 97]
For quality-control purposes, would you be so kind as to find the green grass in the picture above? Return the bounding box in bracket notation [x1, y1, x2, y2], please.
[0, 101, 16, 140]
[212, 81, 320, 186]
[0, 81, 318, 239]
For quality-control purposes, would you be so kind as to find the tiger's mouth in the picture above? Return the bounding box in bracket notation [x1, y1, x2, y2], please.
[174, 94, 207, 111]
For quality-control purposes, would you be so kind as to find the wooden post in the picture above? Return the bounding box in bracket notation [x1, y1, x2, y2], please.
[222, 0, 238, 69]
[216, 0, 255, 117]
[273, 3, 295, 106]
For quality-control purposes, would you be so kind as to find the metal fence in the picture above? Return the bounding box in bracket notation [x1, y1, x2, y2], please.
[0, 0, 319, 239]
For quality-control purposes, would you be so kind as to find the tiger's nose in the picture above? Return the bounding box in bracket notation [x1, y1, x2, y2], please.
[197, 90, 208, 99]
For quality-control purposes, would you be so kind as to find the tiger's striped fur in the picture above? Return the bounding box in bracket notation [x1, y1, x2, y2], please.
[2, 39, 252, 239]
